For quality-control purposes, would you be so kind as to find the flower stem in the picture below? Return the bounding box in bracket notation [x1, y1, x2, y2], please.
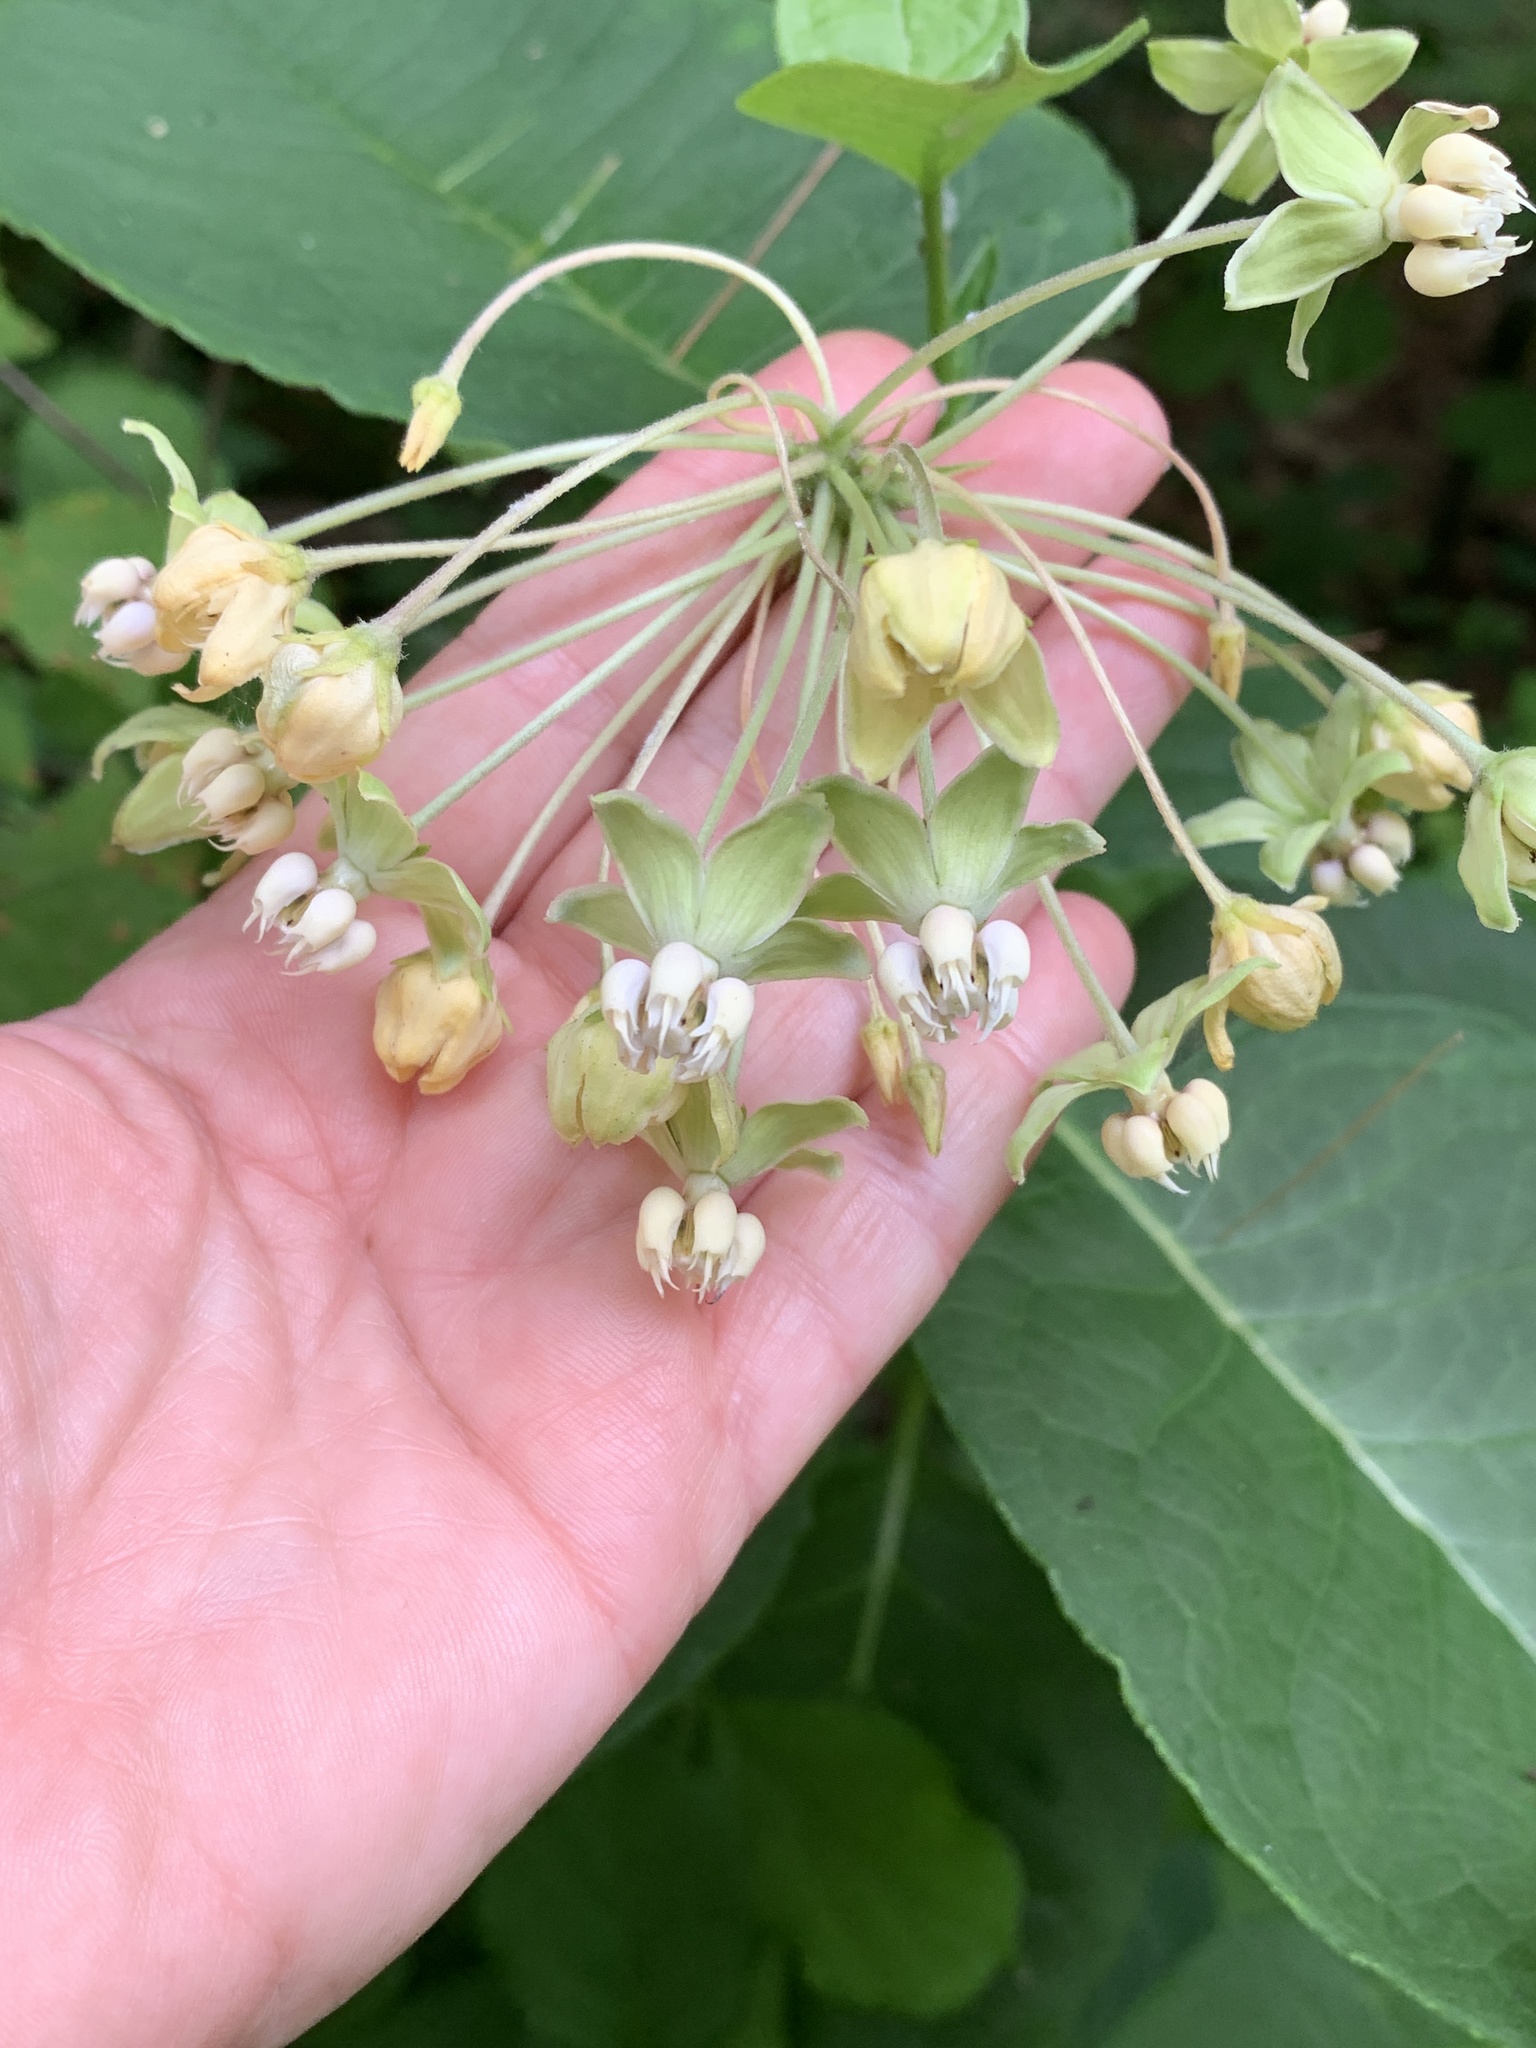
[846, 1359, 930, 1696]
[1037, 877, 1137, 1057]
[920, 180, 951, 353]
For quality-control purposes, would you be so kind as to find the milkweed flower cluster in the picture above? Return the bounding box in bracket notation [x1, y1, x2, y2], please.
[79, 8, 1521, 1300]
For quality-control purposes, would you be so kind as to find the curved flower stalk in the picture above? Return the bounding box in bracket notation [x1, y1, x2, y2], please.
[71, 29, 1536, 1299]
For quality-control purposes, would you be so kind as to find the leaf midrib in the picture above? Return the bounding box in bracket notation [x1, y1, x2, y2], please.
[1055, 1118, 1536, 1672]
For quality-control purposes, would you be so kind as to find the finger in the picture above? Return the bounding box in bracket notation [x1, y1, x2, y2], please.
[364, 332, 941, 896]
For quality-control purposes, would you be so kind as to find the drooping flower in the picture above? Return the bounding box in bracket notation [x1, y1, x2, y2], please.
[257, 628, 404, 785]
[1204, 896, 1342, 1067]
[633, 1182, 766, 1303]
[154, 521, 310, 700]
[374, 953, 505, 1095]
[876, 909, 1032, 1043]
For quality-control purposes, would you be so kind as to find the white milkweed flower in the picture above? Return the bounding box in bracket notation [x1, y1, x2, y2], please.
[878, 909, 1033, 1041]
[1421, 132, 1530, 214]
[244, 855, 376, 975]
[600, 957, 651, 1062]
[246, 851, 320, 938]
[1405, 237, 1526, 296]
[674, 977, 754, 1083]
[1363, 809, 1415, 866]
[282, 886, 359, 962]
[1392, 129, 1532, 300]
[76, 555, 155, 627]
[1300, 0, 1350, 37]
[633, 1183, 767, 1302]
[1310, 855, 1353, 904]
[291, 920, 379, 975]
[1162, 1079, 1231, 1181]
[636, 1186, 687, 1292]
[90, 593, 186, 676]
[1102, 1111, 1179, 1190]
[643, 941, 714, 1059]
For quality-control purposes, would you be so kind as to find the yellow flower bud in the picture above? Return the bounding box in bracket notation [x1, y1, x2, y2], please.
[860, 1013, 906, 1106]
[373, 953, 505, 1096]
[901, 1056, 947, 1157]
[546, 998, 683, 1144]
[1370, 683, 1481, 811]
[257, 631, 404, 784]
[1208, 612, 1246, 701]
[1205, 896, 1343, 1069]
[852, 540, 1024, 700]
[399, 375, 463, 473]
[154, 521, 309, 702]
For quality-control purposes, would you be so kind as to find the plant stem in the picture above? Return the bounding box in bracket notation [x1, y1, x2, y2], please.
[925, 101, 1270, 455]
[846, 1362, 930, 1696]
[1037, 877, 1137, 1056]
[835, 221, 1262, 447]
[920, 181, 950, 351]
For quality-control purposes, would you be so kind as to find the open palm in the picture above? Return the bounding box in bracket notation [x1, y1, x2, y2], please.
[0, 333, 1198, 2048]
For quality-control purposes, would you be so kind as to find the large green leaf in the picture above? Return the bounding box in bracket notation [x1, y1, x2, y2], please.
[774, 0, 1028, 83]
[0, 0, 1131, 446]
[917, 995, 1536, 2045]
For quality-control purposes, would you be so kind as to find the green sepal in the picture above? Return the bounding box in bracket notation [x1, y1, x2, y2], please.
[1226, 0, 1301, 63]
[772, 1147, 846, 1179]
[1007, 1079, 1102, 1181]
[1216, 95, 1279, 202]
[1234, 720, 1316, 815]
[1225, 196, 1387, 309]
[1385, 102, 1491, 183]
[374, 855, 490, 981]
[1287, 280, 1333, 378]
[1263, 61, 1392, 207]
[1458, 777, 1519, 933]
[591, 791, 705, 948]
[198, 488, 268, 537]
[737, 21, 1148, 187]
[1132, 963, 1268, 1055]
[992, 818, 1105, 895]
[326, 769, 420, 882]
[697, 794, 831, 963]
[546, 1003, 683, 1148]
[121, 417, 201, 553]
[1187, 796, 1281, 848]
[964, 633, 1058, 769]
[1147, 37, 1268, 115]
[735, 920, 870, 984]
[545, 883, 656, 956]
[810, 775, 938, 926]
[797, 873, 900, 924]
[722, 1097, 868, 1186]
[926, 747, 1033, 909]
[667, 1076, 743, 1178]
[294, 596, 343, 635]
[91, 702, 223, 779]
[1305, 28, 1417, 112]
[1260, 817, 1331, 891]
[110, 751, 207, 853]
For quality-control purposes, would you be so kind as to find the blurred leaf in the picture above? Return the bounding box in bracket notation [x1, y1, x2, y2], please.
[0, 767, 198, 1018]
[731, 1696, 1023, 2017]
[0, 668, 38, 790]
[293, 1963, 520, 2047]
[476, 1723, 756, 2048]
[0, 488, 166, 669]
[12, 360, 204, 504]
[917, 996, 1536, 2046]
[1443, 384, 1536, 493]
[0, 267, 55, 362]
[738, 22, 1146, 187]
[595, 1474, 814, 1759]
[774, 0, 1028, 81]
[0, 0, 1131, 446]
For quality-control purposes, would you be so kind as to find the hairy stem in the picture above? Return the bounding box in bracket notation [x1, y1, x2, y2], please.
[1037, 877, 1137, 1057]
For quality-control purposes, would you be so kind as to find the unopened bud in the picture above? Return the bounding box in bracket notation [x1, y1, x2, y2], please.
[902, 1057, 947, 1156]
[1310, 856, 1352, 904]
[226, 794, 295, 855]
[861, 1013, 905, 1104]
[547, 1000, 682, 1145]
[1347, 842, 1400, 895]
[1208, 612, 1246, 701]
[636, 1187, 687, 1292]
[1101, 1112, 1172, 1183]
[399, 375, 463, 473]
[1363, 809, 1414, 865]
[1371, 683, 1481, 810]
[258, 632, 404, 784]
[76, 555, 156, 626]
[374, 953, 505, 1095]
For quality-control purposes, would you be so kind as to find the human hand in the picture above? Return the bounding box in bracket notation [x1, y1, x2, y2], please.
[0, 332, 1198, 2047]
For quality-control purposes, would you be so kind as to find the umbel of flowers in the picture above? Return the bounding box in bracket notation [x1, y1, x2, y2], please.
[77, 9, 1526, 1302]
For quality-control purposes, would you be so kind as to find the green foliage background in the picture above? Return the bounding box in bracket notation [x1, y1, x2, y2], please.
[2, 1, 1536, 2042]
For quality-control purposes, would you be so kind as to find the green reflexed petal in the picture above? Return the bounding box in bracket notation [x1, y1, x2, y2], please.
[1138, 962, 1269, 1054]
[1333, 748, 1412, 817]
[110, 751, 206, 853]
[1147, 37, 1270, 115]
[1262, 818, 1331, 890]
[1234, 718, 1318, 813]
[926, 746, 1033, 910]
[91, 702, 223, 778]
[1224, 197, 1387, 309]
[1287, 280, 1333, 379]
[993, 819, 1105, 896]
[668, 1075, 743, 1178]
[1217, 99, 1280, 202]
[1263, 60, 1393, 206]
[697, 793, 831, 962]
[770, 1147, 845, 1179]
[1458, 779, 1519, 933]
[373, 854, 490, 979]
[120, 416, 200, 533]
[808, 774, 938, 923]
[1225, 0, 1303, 62]
[736, 919, 870, 984]
[723, 1097, 868, 1185]
[1385, 102, 1488, 183]
[797, 873, 901, 923]
[1007, 1079, 1104, 1181]
[545, 883, 657, 956]
[329, 769, 420, 880]
[1186, 796, 1284, 848]
[844, 664, 943, 784]
[963, 634, 1058, 769]
[1304, 27, 1417, 112]
[591, 790, 704, 946]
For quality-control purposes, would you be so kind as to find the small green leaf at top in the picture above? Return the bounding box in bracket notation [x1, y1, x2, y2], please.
[729, 1696, 1023, 2016]
[738, 19, 1148, 188]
